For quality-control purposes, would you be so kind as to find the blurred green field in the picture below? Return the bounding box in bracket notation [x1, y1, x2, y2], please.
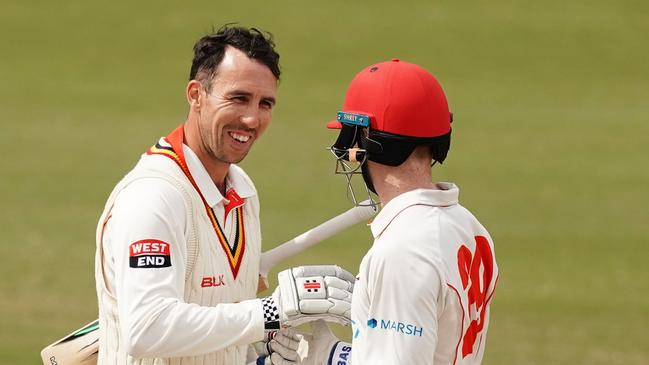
[1, 0, 648, 364]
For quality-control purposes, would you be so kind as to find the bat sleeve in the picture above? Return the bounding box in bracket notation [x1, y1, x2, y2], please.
[103, 178, 264, 358]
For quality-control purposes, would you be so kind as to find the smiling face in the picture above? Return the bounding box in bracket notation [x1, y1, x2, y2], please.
[185, 46, 278, 170]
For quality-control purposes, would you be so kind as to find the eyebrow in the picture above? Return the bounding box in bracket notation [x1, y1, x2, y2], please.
[227, 89, 276, 106]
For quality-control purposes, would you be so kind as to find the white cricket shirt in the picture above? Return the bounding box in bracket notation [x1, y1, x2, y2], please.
[98, 132, 265, 361]
[349, 184, 498, 365]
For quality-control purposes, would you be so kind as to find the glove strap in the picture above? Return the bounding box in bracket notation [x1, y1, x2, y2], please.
[327, 341, 352, 365]
[262, 297, 280, 330]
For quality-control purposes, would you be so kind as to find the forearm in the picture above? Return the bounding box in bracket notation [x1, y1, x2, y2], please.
[125, 298, 264, 358]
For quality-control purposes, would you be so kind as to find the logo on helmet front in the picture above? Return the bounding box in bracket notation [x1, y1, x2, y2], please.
[336, 112, 370, 127]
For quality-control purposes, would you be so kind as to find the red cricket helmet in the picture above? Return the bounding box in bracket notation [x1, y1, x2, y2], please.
[329, 58, 452, 167]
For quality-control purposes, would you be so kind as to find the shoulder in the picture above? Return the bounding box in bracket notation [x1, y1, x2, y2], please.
[440, 203, 490, 234]
[374, 204, 443, 258]
[363, 204, 448, 285]
[118, 152, 199, 200]
[112, 176, 187, 218]
[369, 214, 443, 271]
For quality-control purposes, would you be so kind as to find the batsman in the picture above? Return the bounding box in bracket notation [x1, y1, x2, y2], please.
[91, 25, 356, 365]
[271, 59, 500, 364]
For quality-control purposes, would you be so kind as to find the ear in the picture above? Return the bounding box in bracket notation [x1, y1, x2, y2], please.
[186, 80, 202, 111]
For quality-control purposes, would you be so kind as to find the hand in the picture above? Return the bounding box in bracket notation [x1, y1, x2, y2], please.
[269, 321, 352, 365]
[255, 329, 304, 365]
[303, 321, 345, 365]
[262, 265, 355, 330]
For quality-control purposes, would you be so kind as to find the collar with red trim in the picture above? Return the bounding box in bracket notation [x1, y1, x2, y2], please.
[182, 144, 256, 208]
[370, 183, 459, 239]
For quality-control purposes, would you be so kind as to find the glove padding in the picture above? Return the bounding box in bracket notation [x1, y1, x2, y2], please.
[270, 321, 352, 365]
[255, 330, 304, 365]
[269, 265, 355, 328]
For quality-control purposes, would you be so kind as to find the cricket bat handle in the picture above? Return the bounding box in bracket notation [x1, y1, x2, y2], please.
[257, 201, 376, 292]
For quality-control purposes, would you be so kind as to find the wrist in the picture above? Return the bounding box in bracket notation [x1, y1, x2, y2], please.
[261, 296, 280, 330]
[327, 341, 352, 365]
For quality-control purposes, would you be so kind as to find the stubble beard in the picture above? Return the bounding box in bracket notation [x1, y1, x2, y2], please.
[206, 132, 251, 165]
[197, 116, 254, 165]
[213, 147, 248, 164]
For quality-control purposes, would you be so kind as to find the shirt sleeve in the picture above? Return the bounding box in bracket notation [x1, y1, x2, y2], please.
[356, 234, 444, 365]
[103, 178, 264, 358]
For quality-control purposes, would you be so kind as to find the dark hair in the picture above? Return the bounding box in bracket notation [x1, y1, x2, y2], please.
[189, 25, 281, 91]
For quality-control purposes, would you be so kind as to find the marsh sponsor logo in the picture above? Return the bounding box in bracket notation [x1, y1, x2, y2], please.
[367, 318, 424, 337]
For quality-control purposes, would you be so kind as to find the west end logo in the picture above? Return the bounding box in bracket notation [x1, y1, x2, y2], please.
[129, 239, 171, 268]
[367, 318, 424, 337]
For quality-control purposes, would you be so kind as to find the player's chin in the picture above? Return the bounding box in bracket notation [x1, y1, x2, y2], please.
[221, 148, 252, 164]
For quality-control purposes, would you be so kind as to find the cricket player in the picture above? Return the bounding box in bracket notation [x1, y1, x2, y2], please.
[270, 59, 499, 364]
[94, 25, 355, 365]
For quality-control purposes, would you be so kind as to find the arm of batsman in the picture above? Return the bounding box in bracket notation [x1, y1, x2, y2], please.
[261, 265, 355, 330]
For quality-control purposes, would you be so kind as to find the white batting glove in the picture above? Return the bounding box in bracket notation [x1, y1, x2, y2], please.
[254, 329, 304, 365]
[305, 321, 352, 365]
[268, 321, 352, 365]
[262, 265, 355, 331]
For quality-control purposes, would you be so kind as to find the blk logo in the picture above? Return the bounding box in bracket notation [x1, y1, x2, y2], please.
[201, 275, 225, 288]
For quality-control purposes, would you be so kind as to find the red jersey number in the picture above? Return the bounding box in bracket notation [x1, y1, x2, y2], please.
[457, 236, 495, 358]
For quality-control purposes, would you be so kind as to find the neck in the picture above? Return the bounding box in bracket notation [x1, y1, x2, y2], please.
[183, 118, 229, 195]
[198, 156, 229, 195]
[370, 159, 436, 207]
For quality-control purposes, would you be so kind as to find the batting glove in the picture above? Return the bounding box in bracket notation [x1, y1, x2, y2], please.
[268, 320, 352, 365]
[262, 265, 355, 330]
[254, 329, 304, 365]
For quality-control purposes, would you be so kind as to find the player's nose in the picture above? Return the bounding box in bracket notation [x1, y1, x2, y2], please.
[240, 107, 261, 130]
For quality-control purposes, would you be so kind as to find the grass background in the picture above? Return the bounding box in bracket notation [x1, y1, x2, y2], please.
[1, 0, 647, 364]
